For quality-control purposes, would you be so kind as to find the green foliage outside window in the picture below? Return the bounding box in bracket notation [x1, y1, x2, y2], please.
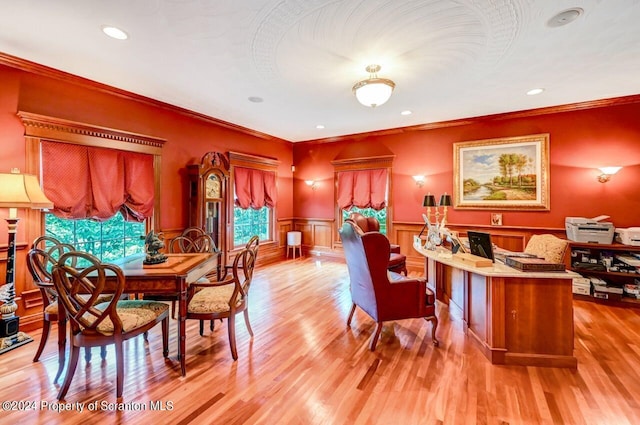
[233, 206, 269, 247]
[341, 206, 387, 234]
[45, 212, 146, 262]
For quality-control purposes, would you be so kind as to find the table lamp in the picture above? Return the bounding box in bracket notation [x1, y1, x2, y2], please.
[0, 168, 53, 354]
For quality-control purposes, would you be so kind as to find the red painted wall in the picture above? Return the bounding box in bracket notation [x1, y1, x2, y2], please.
[293, 102, 640, 229]
[2, 61, 638, 237]
[0, 65, 293, 239]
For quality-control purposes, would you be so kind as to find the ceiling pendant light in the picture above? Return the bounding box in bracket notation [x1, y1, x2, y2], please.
[352, 65, 395, 108]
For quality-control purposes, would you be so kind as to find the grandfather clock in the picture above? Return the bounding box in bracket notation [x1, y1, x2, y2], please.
[187, 152, 229, 263]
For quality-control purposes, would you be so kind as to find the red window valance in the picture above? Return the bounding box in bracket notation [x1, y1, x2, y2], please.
[337, 169, 388, 210]
[234, 167, 277, 210]
[42, 141, 154, 222]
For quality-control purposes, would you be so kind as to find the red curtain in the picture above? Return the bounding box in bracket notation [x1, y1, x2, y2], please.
[234, 167, 277, 209]
[42, 141, 154, 222]
[337, 169, 388, 210]
[121, 152, 154, 221]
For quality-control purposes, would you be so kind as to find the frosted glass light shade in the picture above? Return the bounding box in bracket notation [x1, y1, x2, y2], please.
[353, 78, 395, 107]
[598, 166, 622, 175]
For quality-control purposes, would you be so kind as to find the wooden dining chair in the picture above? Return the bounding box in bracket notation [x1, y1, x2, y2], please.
[52, 250, 170, 400]
[178, 227, 222, 280]
[27, 236, 109, 382]
[220, 235, 259, 280]
[186, 246, 256, 360]
[148, 229, 220, 319]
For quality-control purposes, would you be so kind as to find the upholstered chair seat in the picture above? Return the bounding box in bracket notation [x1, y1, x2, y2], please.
[92, 301, 169, 335]
[188, 285, 238, 314]
[43, 293, 115, 316]
[387, 253, 408, 275]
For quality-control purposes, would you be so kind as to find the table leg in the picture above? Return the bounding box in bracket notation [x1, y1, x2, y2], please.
[178, 285, 187, 376]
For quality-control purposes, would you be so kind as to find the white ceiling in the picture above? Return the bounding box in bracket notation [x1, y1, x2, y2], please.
[1, 0, 639, 142]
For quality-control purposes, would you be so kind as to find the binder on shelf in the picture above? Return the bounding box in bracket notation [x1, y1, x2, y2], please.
[505, 256, 566, 272]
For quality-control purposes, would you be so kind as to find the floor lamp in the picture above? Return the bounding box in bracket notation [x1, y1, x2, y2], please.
[0, 168, 53, 354]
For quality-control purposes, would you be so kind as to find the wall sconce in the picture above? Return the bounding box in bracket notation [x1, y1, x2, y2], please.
[305, 180, 317, 190]
[597, 166, 622, 183]
[419, 192, 452, 237]
[412, 175, 425, 187]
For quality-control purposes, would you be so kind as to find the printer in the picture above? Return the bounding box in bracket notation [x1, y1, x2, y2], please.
[565, 216, 615, 244]
[616, 228, 640, 246]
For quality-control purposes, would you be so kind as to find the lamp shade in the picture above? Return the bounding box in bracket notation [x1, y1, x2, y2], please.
[423, 194, 437, 207]
[0, 169, 53, 209]
[439, 193, 452, 206]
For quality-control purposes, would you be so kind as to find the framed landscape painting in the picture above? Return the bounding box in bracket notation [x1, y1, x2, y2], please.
[453, 134, 550, 210]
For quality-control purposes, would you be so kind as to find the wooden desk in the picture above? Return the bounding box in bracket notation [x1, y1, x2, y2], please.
[414, 241, 578, 368]
[112, 253, 218, 376]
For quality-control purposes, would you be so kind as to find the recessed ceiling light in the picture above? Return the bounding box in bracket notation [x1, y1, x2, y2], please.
[248, 96, 263, 103]
[316, 125, 325, 129]
[547, 8, 584, 28]
[401, 110, 412, 116]
[101, 25, 128, 40]
[526, 88, 545, 96]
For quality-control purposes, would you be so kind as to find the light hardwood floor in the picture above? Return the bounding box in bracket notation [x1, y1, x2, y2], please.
[1, 257, 640, 424]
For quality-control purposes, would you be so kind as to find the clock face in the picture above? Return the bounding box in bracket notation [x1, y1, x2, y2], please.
[206, 174, 221, 198]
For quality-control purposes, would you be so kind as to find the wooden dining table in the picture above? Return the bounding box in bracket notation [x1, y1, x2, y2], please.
[110, 252, 218, 376]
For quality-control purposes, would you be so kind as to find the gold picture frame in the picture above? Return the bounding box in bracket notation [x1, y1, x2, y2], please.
[453, 134, 550, 210]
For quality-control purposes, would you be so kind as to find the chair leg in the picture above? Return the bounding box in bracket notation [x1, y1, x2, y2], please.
[369, 322, 383, 351]
[243, 309, 254, 337]
[57, 344, 80, 400]
[33, 317, 51, 362]
[100, 346, 107, 360]
[55, 318, 67, 383]
[84, 347, 92, 363]
[210, 320, 214, 332]
[162, 317, 169, 357]
[346, 303, 357, 327]
[228, 314, 238, 360]
[171, 300, 176, 320]
[115, 340, 124, 400]
[425, 316, 439, 346]
[199, 320, 204, 337]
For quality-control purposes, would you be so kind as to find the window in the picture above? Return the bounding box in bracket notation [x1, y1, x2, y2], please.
[233, 205, 270, 246]
[229, 151, 279, 248]
[20, 111, 165, 262]
[341, 206, 388, 234]
[45, 212, 145, 262]
[331, 154, 394, 243]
